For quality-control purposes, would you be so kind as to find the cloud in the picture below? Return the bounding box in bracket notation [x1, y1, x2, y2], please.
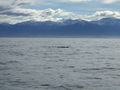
[0, 11, 29, 16]
[0, 6, 11, 12]
[94, 11, 120, 17]
[61, 0, 91, 3]
[102, 0, 120, 4]
[84, 11, 120, 21]
[0, 0, 120, 24]
[0, 0, 35, 6]
[0, 7, 75, 24]
[61, 0, 120, 3]
[0, 0, 34, 13]
[1, 7, 120, 24]
[0, 0, 119, 10]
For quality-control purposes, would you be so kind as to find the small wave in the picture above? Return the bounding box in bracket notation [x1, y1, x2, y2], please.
[56, 46, 70, 48]
[8, 79, 28, 86]
[80, 51, 93, 54]
[58, 59, 65, 61]
[0, 66, 10, 70]
[82, 67, 120, 71]
[54, 84, 84, 90]
[7, 51, 24, 56]
[86, 77, 102, 80]
[39, 83, 84, 90]
[64, 66, 75, 69]
[44, 67, 53, 69]
[0, 45, 17, 48]
[0, 61, 19, 65]
[82, 68, 101, 71]
[0, 62, 6, 65]
[54, 85, 72, 90]
[96, 46, 109, 48]
[40, 84, 51, 86]
[43, 46, 70, 49]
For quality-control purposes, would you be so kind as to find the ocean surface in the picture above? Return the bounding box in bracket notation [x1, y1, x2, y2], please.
[0, 38, 120, 90]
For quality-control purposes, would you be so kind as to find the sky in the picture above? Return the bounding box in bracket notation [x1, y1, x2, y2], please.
[0, 0, 120, 24]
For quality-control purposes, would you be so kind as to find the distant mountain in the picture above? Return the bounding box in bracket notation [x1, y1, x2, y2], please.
[91, 18, 120, 25]
[0, 17, 120, 37]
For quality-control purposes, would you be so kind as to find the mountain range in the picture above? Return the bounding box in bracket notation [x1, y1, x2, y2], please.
[0, 17, 120, 37]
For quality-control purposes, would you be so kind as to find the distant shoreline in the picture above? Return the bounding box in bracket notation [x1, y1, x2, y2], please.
[0, 36, 120, 38]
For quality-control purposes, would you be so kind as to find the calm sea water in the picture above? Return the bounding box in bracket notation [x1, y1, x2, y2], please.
[0, 38, 120, 90]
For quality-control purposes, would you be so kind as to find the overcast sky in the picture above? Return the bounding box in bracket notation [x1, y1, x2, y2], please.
[0, 0, 120, 24]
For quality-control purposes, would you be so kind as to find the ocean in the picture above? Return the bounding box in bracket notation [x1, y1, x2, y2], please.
[0, 38, 120, 90]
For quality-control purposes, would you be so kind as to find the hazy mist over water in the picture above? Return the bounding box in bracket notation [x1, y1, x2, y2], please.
[0, 38, 120, 90]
